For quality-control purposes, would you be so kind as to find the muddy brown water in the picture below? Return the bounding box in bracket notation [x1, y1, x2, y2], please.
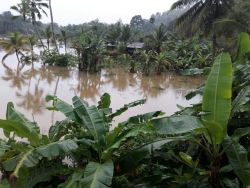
[0, 51, 205, 135]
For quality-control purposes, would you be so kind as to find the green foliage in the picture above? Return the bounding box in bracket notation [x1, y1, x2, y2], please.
[12, 139, 78, 178]
[202, 53, 233, 144]
[81, 160, 114, 188]
[0, 32, 30, 63]
[223, 133, 250, 187]
[42, 51, 76, 67]
[72, 96, 107, 147]
[171, 0, 234, 36]
[236, 32, 250, 64]
[152, 115, 202, 135]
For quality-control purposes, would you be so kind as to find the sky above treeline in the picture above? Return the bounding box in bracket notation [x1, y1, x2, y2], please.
[0, 0, 177, 25]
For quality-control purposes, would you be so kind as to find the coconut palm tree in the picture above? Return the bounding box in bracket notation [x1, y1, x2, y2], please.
[44, 26, 52, 51]
[171, 0, 235, 56]
[60, 29, 67, 53]
[10, 0, 30, 21]
[106, 22, 122, 45]
[11, 0, 49, 50]
[120, 25, 131, 45]
[48, 0, 60, 54]
[214, 0, 250, 38]
[145, 23, 169, 53]
[27, 35, 38, 63]
[0, 32, 30, 65]
[29, 0, 49, 24]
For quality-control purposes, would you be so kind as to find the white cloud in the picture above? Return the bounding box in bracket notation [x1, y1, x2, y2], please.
[0, 0, 177, 25]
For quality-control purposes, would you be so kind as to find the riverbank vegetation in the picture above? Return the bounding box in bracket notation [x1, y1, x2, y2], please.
[0, 0, 248, 75]
[0, 0, 249, 187]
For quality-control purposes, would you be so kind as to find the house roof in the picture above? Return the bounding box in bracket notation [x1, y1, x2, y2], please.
[127, 42, 144, 49]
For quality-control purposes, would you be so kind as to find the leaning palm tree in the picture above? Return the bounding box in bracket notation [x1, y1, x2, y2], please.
[11, 0, 49, 50]
[0, 32, 30, 65]
[171, 0, 235, 56]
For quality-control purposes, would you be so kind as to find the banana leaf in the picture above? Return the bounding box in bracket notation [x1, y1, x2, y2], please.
[223, 136, 250, 187]
[81, 160, 114, 188]
[12, 139, 78, 178]
[202, 53, 233, 144]
[152, 115, 202, 135]
[236, 32, 250, 64]
[72, 96, 106, 146]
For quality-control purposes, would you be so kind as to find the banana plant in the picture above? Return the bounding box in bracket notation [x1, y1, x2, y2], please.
[133, 43, 249, 187]
[46, 94, 161, 188]
[0, 103, 78, 187]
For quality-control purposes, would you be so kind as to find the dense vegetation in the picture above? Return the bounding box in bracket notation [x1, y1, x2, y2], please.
[0, 0, 249, 187]
[0, 32, 249, 187]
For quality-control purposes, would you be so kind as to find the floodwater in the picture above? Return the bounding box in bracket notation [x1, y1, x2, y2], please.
[0, 50, 205, 135]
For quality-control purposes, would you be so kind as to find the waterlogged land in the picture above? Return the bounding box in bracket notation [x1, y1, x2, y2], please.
[0, 51, 204, 134]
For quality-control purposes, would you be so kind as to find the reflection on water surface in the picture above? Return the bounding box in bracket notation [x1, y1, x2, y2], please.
[0, 51, 205, 134]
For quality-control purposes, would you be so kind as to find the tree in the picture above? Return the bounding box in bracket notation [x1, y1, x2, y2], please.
[10, 0, 30, 21]
[0, 32, 30, 65]
[60, 29, 67, 53]
[130, 15, 145, 29]
[149, 16, 155, 24]
[144, 23, 168, 53]
[27, 35, 37, 63]
[44, 26, 52, 51]
[214, 0, 250, 40]
[106, 22, 122, 44]
[120, 25, 131, 45]
[171, 0, 235, 57]
[11, 0, 49, 50]
[48, 0, 60, 54]
[29, 0, 48, 24]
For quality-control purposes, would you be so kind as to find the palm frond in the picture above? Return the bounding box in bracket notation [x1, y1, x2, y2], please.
[171, 0, 197, 10]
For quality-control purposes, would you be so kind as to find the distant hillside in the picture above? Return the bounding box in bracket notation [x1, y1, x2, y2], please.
[0, 11, 60, 36]
[152, 9, 186, 27]
[0, 8, 185, 37]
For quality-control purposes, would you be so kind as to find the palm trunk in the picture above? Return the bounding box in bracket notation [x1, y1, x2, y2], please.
[15, 50, 20, 64]
[49, 0, 60, 54]
[47, 38, 50, 51]
[34, 23, 46, 51]
[64, 39, 67, 54]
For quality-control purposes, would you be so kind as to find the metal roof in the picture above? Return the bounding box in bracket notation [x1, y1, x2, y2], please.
[127, 42, 144, 49]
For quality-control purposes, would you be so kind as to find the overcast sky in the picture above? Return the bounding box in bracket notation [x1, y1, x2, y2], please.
[0, 0, 177, 25]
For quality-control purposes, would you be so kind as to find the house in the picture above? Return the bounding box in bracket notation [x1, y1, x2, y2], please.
[106, 43, 116, 50]
[126, 42, 144, 54]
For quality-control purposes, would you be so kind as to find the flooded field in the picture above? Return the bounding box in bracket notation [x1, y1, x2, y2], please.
[0, 51, 205, 134]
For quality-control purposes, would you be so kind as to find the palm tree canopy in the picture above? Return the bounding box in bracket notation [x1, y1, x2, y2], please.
[11, 0, 48, 24]
[10, 0, 31, 21]
[0, 32, 30, 61]
[171, 0, 235, 35]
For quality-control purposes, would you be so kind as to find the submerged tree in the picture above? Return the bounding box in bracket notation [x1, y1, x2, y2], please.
[60, 29, 67, 53]
[0, 32, 29, 65]
[44, 26, 52, 51]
